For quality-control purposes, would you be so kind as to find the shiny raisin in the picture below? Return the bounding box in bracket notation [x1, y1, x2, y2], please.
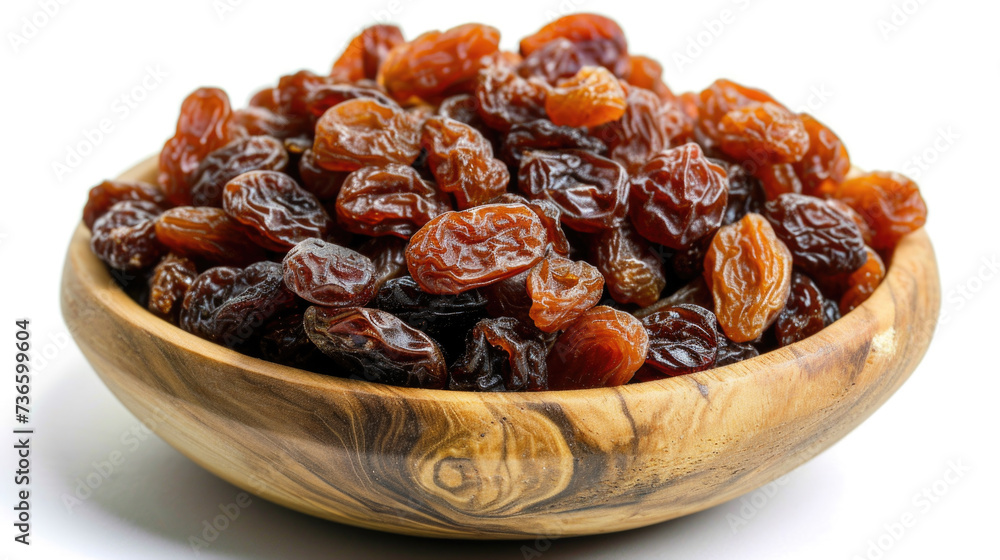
[518, 149, 628, 232]
[148, 254, 198, 321]
[91, 200, 166, 271]
[303, 306, 447, 388]
[764, 193, 868, 276]
[84, 180, 167, 230]
[159, 88, 234, 206]
[155, 207, 266, 265]
[629, 142, 728, 249]
[450, 317, 550, 391]
[834, 171, 927, 250]
[545, 66, 626, 128]
[519, 14, 629, 78]
[695, 79, 780, 150]
[588, 222, 667, 307]
[591, 86, 685, 172]
[406, 203, 548, 294]
[838, 246, 885, 314]
[189, 136, 289, 207]
[282, 238, 377, 307]
[421, 116, 510, 208]
[335, 164, 452, 238]
[640, 304, 719, 377]
[717, 102, 810, 165]
[330, 24, 406, 82]
[297, 148, 349, 200]
[474, 65, 549, 132]
[793, 114, 850, 196]
[357, 236, 408, 291]
[774, 273, 826, 347]
[704, 213, 793, 343]
[526, 255, 604, 332]
[547, 306, 648, 389]
[313, 98, 421, 172]
[500, 119, 607, 169]
[223, 171, 332, 251]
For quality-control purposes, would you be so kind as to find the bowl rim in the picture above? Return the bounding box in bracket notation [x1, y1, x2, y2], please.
[68, 155, 937, 407]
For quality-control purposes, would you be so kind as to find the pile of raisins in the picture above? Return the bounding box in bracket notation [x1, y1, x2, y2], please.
[83, 14, 928, 391]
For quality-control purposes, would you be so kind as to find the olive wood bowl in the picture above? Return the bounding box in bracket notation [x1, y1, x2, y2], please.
[60, 156, 940, 539]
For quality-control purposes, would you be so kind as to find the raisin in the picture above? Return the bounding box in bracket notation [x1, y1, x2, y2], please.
[623, 55, 674, 102]
[793, 114, 850, 197]
[639, 276, 715, 314]
[822, 297, 841, 326]
[547, 306, 648, 389]
[303, 306, 447, 388]
[297, 149, 349, 200]
[755, 163, 803, 201]
[374, 276, 488, 360]
[379, 23, 501, 103]
[189, 136, 289, 207]
[704, 213, 793, 343]
[695, 79, 780, 150]
[148, 254, 198, 321]
[357, 236, 408, 291]
[716, 334, 760, 366]
[480, 269, 534, 324]
[774, 273, 826, 347]
[518, 38, 593, 83]
[721, 161, 766, 225]
[827, 199, 874, 247]
[282, 238, 377, 307]
[91, 200, 166, 271]
[518, 149, 628, 232]
[519, 14, 629, 78]
[438, 94, 499, 147]
[588, 222, 667, 307]
[406, 203, 548, 294]
[155, 207, 267, 265]
[335, 163, 452, 238]
[474, 64, 549, 132]
[717, 102, 810, 166]
[500, 119, 607, 169]
[450, 317, 550, 391]
[313, 98, 421, 172]
[545, 66, 626, 128]
[591, 86, 685, 172]
[258, 312, 329, 372]
[526, 255, 604, 332]
[330, 24, 406, 82]
[834, 171, 927, 250]
[670, 237, 711, 281]
[83, 180, 166, 230]
[763, 193, 868, 276]
[838, 246, 885, 314]
[159, 88, 234, 206]
[640, 304, 719, 377]
[303, 82, 399, 122]
[223, 171, 332, 251]
[228, 107, 301, 140]
[629, 142, 728, 249]
[180, 262, 297, 350]
[421, 116, 509, 208]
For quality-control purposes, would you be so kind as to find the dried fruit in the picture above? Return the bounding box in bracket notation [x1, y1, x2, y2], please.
[547, 306, 648, 389]
[588, 221, 667, 307]
[282, 238, 377, 307]
[500, 119, 607, 168]
[159, 88, 234, 205]
[313, 98, 421, 172]
[764, 193, 868, 276]
[148, 254, 198, 321]
[838, 246, 885, 314]
[297, 148, 348, 200]
[258, 311, 329, 372]
[474, 65, 549, 132]
[526, 255, 604, 332]
[189, 136, 289, 207]
[518, 149, 629, 232]
[155, 206, 266, 265]
[450, 317, 550, 391]
[623, 55, 674, 101]
[793, 114, 850, 196]
[545, 66, 626, 128]
[357, 236, 408, 291]
[84, 180, 166, 230]
[704, 213, 793, 343]
[421, 116, 509, 208]
[379, 23, 501, 103]
[834, 171, 927, 250]
[223, 170, 332, 250]
[640, 304, 719, 377]
[406, 203, 548, 294]
[520, 14, 629, 78]
[91, 200, 165, 270]
[720, 161, 766, 225]
[303, 306, 448, 388]
[717, 102, 810, 165]
[629, 143, 728, 249]
[695, 78, 779, 150]
[592, 86, 685, 172]
[180, 262, 297, 349]
[331, 24, 406, 82]
[774, 273, 826, 347]
[335, 164, 452, 238]
[487, 193, 572, 257]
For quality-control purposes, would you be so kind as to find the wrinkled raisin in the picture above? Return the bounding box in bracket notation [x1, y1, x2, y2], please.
[545, 66, 626, 128]
[91, 200, 166, 270]
[159, 88, 234, 205]
[148, 254, 198, 321]
[704, 213, 793, 343]
[717, 102, 810, 165]
[189, 136, 289, 207]
[764, 193, 868, 276]
[834, 171, 927, 251]
[84, 180, 167, 231]
[526, 255, 604, 332]
[282, 238, 377, 307]
[640, 304, 719, 377]
[794, 114, 850, 196]
[335, 163, 452, 238]
[774, 272, 826, 347]
[588, 222, 666, 307]
[547, 306, 648, 389]
[421, 116, 509, 208]
[591, 86, 684, 172]
[357, 236, 408, 291]
[313, 98, 421, 172]
[330, 24, 406, 82]
[303, 306, 448, 388]
[450, 317, 550, 391]
[155, 207, 266, 265]
[500, 119, 607, 169]
[474, 65, 549, 132]
[518, 149, 628, 232]
[297, 148, 349, 200]
[487, 193, 572, 257]
[838, 246, 885, 314]
[223, 170, 332, 250]
[519, 14, 629, 78]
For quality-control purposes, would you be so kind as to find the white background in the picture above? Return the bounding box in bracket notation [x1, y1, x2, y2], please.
[1, 0, 997, 558]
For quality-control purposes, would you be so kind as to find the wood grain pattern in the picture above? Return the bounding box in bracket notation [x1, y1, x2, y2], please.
[60, 156, 940, 539]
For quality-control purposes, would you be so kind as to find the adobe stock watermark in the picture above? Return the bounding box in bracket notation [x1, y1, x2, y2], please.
[51, 64, 168, 183]
[725, 475, 791, 533]
[213, 0, 247, 20]
[939, 253, 999, 329]
[7, 0, 71, 54]
[852, 459, 970, 560]
[900, 126, 958, 181]
[791, 83, 835, 116]
[520, 533, 562, 560]
[671, 0, 753, 73]
[61, 407, 171, 513]
[877, 0, 931, 41]
[188, 475, 267, 555]
[542, 0, 589, 21]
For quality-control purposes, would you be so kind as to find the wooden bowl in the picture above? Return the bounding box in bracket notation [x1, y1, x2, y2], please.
[61, 156, 940, 539]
